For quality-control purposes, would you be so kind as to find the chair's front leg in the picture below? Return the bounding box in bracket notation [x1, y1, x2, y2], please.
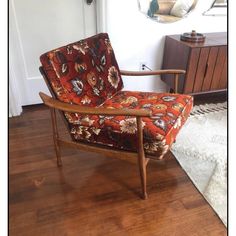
[50, 108, 62, 167]
[137, 117, 148, 199]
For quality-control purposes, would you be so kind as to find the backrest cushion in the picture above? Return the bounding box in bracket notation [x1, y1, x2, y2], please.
[40, 33, 123, 107]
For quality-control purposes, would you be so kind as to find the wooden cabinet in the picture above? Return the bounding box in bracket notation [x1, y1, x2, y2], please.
[161, 32, 227, 94]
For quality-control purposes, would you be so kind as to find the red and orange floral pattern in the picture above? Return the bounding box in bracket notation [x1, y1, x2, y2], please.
[40, 33, 193, 159]
[40, 33, 123, 107]
[69, 91, 193, 159]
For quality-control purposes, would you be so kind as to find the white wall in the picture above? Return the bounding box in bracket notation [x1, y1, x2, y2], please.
[105, 0, 227, 93]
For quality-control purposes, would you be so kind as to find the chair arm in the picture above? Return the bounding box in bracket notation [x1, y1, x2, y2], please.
[120, 69, 185, 93]
[39, 92, 152, 117]
[120, 69, 185, 76]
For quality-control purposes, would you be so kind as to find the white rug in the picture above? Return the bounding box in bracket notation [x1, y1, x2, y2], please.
[172, 102, 227, 226]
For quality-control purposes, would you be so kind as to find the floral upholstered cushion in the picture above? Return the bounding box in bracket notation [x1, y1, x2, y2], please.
[68, 91, 193, 159]
[40, 33, 123, 107]
[40, 33, 193, 159]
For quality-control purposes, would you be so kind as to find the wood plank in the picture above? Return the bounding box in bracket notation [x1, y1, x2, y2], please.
[201, 47, 219, 91]
[184, 48, 200, 93]
[9, 105, 227, 236]
[193, 47, 210, 93]
[210, 46, 227, 90]
[218, 54, 227, 89]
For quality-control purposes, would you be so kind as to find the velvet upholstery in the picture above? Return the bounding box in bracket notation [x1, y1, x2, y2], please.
[40, 33, 193, 160]
[40, 33, 123, 107]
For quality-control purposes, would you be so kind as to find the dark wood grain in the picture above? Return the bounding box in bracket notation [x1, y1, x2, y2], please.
[184, 48, 200, 93]
[161, 36, 190, 93]
[162, 33, 227, 95]
[9, 105, 227, 236]
[201, 47, 219, 91]
[218, 50, 227, 89]
[210, 46, 227, 90]
[193, 47, 210, 93]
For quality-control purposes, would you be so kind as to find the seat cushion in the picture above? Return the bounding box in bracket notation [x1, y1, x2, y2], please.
[40, 33, 123, 107]
[68, 91, 193, 159]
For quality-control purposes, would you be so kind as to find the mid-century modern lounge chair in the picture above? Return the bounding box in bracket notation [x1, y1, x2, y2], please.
[39, 33, 193, 199]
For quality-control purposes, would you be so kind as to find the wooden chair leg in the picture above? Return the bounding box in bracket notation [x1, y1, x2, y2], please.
[137, 117, 148, 199]
[137, 152, 148, 200]
[50, 108, 62, 167]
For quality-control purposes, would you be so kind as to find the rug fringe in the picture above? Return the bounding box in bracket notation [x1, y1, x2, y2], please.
[191, 102, 227, 116]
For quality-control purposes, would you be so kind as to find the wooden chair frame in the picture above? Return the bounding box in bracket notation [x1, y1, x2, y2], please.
[39, 67, 185, 199]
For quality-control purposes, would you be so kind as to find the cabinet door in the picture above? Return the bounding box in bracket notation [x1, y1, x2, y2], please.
[192, 48, 210, 93]
[201, 47, 219, 91]
[184, 48, 200, 93]
[218, 55, 227, 89]
[185, 46, 227, 94]
[210, 46, 227, 90]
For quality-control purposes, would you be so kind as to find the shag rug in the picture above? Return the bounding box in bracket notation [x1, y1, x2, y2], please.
[171, 102, 227, 226]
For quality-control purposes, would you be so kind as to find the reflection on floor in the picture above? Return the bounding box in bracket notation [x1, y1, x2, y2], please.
[9, 104, 226, 235]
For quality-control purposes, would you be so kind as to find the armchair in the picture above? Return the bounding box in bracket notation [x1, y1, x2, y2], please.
[39, 33, 193, 199]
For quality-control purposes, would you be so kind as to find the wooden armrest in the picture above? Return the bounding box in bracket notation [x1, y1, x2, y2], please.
[120, 69, 185, 93]
[120, 69, 185, 76]
[39, 92, 152, 117]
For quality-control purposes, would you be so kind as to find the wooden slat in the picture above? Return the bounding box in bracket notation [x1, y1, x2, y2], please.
[58, 139, 154, 165]
[58, 139, 138, 162]
[184, 48, 200, 93]
[210, 46, 227, 90]
[201, 47, 219, 91]
[120, 69, 185, 76]
[193, 48, 210, 93]
[218, 53, 227, 89]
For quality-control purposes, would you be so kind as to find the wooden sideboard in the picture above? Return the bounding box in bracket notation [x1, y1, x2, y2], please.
[161, 32, 227, 95]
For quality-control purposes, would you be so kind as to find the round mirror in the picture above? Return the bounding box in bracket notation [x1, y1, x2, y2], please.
[203, 0, 227, 16]
[138, 0, 198, 23]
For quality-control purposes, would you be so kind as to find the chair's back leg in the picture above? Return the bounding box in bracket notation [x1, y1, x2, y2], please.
[137, 117, 148, 199]
[174, 74, 179, 93]
[50, 108, 62, 167]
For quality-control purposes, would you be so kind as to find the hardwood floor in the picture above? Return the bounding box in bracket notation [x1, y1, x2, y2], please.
[9, 105, 227, 236]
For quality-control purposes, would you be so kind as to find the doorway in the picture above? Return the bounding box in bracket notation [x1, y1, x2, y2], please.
[10, 0, 102, 112]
